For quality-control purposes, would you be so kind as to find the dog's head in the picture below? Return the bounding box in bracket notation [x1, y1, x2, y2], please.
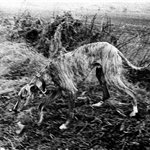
[16, 77, 46, 111]
[18, 84, 36, 100]
[19, 77, 46, 98]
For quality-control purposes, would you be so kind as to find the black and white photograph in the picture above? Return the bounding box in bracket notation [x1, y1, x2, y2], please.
[0, 0, 150, 149]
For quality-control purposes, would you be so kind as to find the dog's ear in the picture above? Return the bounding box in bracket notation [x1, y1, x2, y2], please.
[35, 78, 46, 92]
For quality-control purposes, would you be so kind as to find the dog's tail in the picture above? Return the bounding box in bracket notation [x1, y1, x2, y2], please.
[118, 51, 149, 70]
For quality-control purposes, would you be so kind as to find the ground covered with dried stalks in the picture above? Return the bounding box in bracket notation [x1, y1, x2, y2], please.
[0, 11, 150, 150]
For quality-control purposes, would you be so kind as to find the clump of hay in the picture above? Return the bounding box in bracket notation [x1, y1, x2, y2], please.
[0, 41, 49, 95]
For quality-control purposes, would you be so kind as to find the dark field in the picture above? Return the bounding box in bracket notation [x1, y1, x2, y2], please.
[1, 83, 150, 150]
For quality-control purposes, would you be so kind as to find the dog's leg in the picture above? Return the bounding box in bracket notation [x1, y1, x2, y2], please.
[48, 63, 77, 130]
[59, 92, 75, 130]
[37, 92, 75, 129]
[113, 76, 138, 116]
[96, 66, 110, 100]
[92, 66, 110, 107]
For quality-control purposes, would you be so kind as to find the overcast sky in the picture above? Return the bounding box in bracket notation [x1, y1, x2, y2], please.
[0, 0, 149, 6]
[0, 0, 149, 10]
